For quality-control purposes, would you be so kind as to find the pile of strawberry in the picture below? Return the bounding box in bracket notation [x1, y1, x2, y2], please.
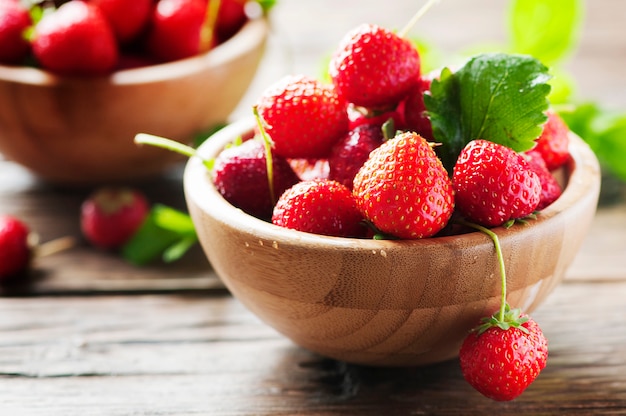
[209, 22, 571, 401]
[213, 23, 570, 240]
[0, 0, 263, 75]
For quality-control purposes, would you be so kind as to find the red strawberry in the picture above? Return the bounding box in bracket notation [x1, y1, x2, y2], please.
[524, 150, 562, 210]
[146, 0, 209, 63]
[255, 74, 349, 159]
[90, 0, 152, 43]
[352, 131, 454, 239]
[329, 23, 421, 109]
[81, 187, 150, 249]
[328, 124, 384, 190]
[32, 1, 119, 76]
[453, 140, 541, 227]
[213, 138, 300, 221]
[214, 0, 248, 43]
[0, 215, 31, 281]
[0, 0, 33, 65]
[402, 75, 433, 140]
[272, 179, 365, 238]
[533, 110, 570, 171]
[459, 308, 548, 401]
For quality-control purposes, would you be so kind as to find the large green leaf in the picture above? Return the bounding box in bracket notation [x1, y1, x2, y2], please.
[426, 53, 552, 171]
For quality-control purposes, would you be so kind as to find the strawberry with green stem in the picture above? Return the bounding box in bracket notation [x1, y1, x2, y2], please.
[458, 220, 548, 402]
[328, 0, 440, 110]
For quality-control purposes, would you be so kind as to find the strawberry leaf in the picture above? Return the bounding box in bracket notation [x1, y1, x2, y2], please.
[425, 53, 552, 171]
[121, 204, 197, 266]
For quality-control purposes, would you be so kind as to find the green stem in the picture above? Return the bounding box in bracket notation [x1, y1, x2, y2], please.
[457, 219, 508, 322]
[252, 106, 276, 206]
[134, 133, 212, 170]
[200, 0, 221, 52]
[398, 0, 441, 38]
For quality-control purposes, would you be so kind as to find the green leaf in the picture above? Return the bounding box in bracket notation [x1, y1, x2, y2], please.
[508, 0, 583, 66]
[425, 53, 552, 171]
[255, 0, 277, 13]
[121, 204, 197, 266]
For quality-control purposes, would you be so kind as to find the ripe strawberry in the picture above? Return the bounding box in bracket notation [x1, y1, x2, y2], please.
[329, 23, 421, 109]
[215, 0, 248, 43]
[328, 124, 384, 190]
[459, 308, 548, 401]
[524, 150, 562, 210]
[146, 0, 209, 62]
[81, 187, 150, 249]
[32, 1, 119, 76]
[213, 138, 300, 221]
[453, 140, 541, 227]
[402, 75, 433, 140]
[272, 179, 365, 238]
[90, 0, 152, 44]
[352, 131, 454, 239]
[533, 110, 570, 171]
[255, 74, 349, 159]
[0, 0, 33, 65]
[0, 215, 31, 281]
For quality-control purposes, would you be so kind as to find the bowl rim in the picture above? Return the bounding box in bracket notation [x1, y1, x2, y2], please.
[0, 17, 269, 86]
[184, 117, 601, 250]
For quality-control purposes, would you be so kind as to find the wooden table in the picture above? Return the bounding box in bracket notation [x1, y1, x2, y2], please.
[2, 1, 626, 414]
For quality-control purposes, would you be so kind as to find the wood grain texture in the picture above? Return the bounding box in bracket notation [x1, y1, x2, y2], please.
[1, 280, 626, 415]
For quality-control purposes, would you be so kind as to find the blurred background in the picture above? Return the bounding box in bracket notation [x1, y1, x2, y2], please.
[234, 0, 626, 118]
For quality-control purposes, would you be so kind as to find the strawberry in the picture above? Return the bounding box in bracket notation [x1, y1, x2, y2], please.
[255, 74, 349, 159]
[0, 215, 31, 281]
[32, 1, 119, 76]
[524, 150, 562, 210]
[533, 110, 570, 171]
[213, 138, 300, 221]
[81, 187, 150, 249]
[0, 0, 33, 65]
[459, 308, 548, 401]
[453, 140, 542, 227]
[90, 0, 152, 44]
[272, 179, 365, 238]
[352, 131, 454, 239]
[329, 23, 421, 109]
[214, 0, 248, 43]
[145, 0, 209, 63]
[402, 75, 433, 141]
[328, 124, 385, 190]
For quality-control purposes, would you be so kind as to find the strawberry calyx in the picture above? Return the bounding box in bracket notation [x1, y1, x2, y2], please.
[473, 304, 530, 336]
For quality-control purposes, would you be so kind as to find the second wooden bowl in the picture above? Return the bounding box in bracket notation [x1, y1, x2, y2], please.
[0, 18, 268, 185]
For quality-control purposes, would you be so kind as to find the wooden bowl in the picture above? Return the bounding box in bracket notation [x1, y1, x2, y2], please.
[0, 18, 268, 186]
[184, 118, 601, 367]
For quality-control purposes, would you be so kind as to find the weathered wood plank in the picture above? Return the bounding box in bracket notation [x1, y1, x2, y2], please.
[1, 280, 626, 414]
